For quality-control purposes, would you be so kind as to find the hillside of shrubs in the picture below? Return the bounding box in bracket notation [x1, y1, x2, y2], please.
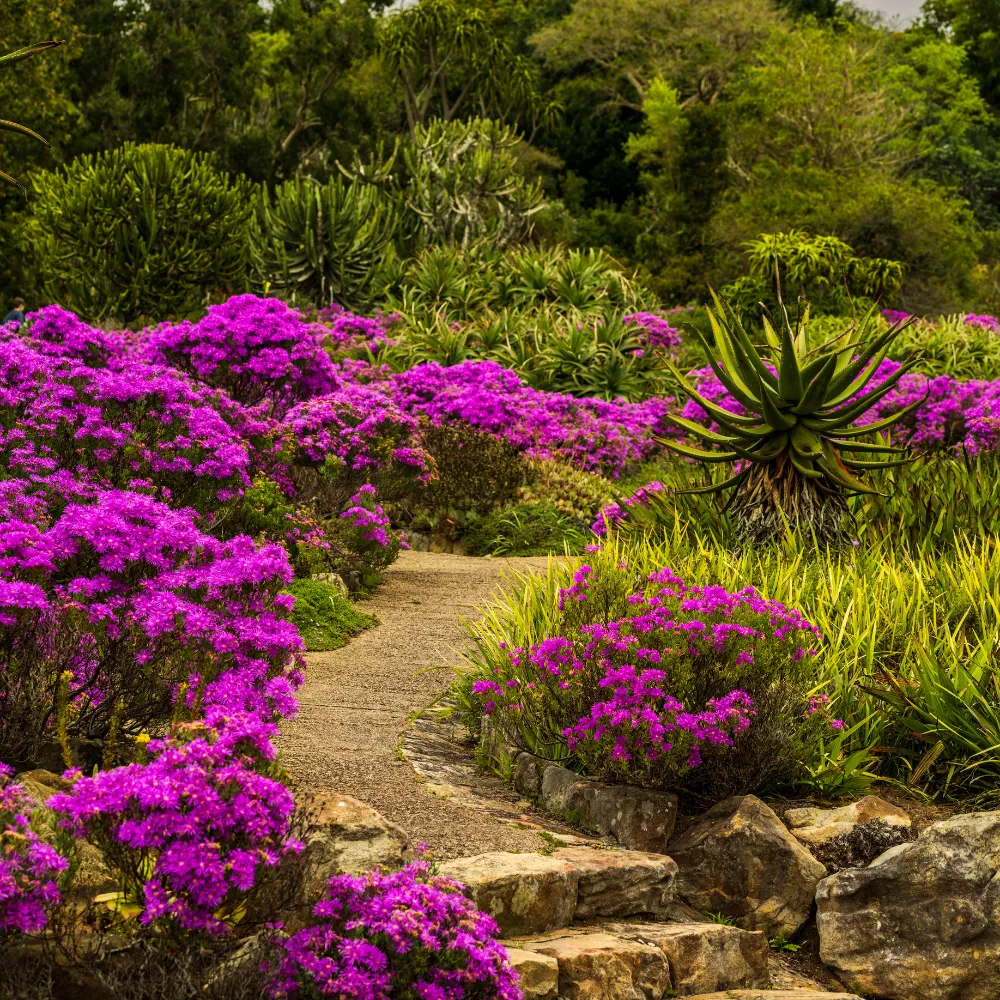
[5, 0, 1000, 997]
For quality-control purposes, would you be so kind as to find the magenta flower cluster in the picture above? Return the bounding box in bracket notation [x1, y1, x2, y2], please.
[265, 859, 521, 1000]
[49, 725, 301, 936]
[0, 764, 70, 936]
[139, 295, 341, 415]
[623, 312, 682, 350]
[472, 566, 821, 787]
[388, 361, 675, 477]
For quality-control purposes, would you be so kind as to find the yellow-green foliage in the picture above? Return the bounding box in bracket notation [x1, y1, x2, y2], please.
[465, 530, 1000, 795]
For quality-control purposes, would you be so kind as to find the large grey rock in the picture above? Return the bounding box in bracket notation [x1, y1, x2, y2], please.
[550, 847, 678, 919]
[816, 810, 1000, 1000]
[516, 930, 670, 1000]
[611, 922, 769, 996]
[785, 794, 911, 847]
[503, 947, 559, 999]
[668, 795, 826, 938]
[439, 852, 579, 936]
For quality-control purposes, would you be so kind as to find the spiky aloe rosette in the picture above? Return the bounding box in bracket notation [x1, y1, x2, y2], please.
[664, 294, 926, 544]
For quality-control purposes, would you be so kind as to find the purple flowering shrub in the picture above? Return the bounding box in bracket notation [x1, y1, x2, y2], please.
[329, 485, 404, 592]
[0, 764, 71, 937]
[3, 304, 126, 365]
[0, 338, 267, 518]
[264, 860, 521, 1000]
[592, 482, 665, 536]
[138, 296, 340, 416]
[388, 361, 676, 478]
[0, 484, 303, 771]
[49, 721, 301, 937]
[281, 383, 432, 514]
[469, 561, 831, 796]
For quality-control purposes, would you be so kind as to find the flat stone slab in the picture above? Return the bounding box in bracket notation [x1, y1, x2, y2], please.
[610, 922, 769, 995]
[550, 846, 678, 918]
[515, 929, 671, 1000]
[439, 852, 579, 936]
[684, 993, 863, 999]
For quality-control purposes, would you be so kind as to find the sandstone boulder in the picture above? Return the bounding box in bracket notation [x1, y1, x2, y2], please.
[550, 847, 678, 919]
[438, 852, 579, 936]
[684, 992, 863, 999]
[611, 922, 769, 995]
[517, 930, 670, 1000]
[503, 947, 559, 999]
[668, 795, 826, 937]
[816, 810, 1000, 1000]
[785, 795, 911, 847]
[302, 793, 407, 889]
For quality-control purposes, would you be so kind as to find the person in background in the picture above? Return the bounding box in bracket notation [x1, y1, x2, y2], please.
[3, 297, 26, 326]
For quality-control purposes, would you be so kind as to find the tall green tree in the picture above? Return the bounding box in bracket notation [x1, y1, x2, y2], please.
[378, 0, 559, 138]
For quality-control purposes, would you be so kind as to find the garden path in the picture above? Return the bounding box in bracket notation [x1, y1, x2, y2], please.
[277, 550, 558, 860]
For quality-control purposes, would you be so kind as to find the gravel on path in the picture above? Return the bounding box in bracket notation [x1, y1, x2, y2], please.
[277, 550, 558, 860]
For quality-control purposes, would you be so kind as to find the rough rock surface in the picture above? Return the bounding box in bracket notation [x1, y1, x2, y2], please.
[503, 947, 559, 999]
[816, 810, 1000, 1000]
[438, 852, 579, 936]
[299, 792, 407, 897]
[785, 795, 911, 846]
[684, 993, 863, 999]
[522, 755, 677, 852]
[610, 921, 769, 995]
[516, 930, 670, 1000]
[668, 795, 826, 937]
[550, 847, 678, 919]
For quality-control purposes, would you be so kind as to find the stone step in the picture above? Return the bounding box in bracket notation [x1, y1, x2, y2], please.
[685, 993, 863, 999]
[505, 920, 770, 999]
[438, 846, 679, 936]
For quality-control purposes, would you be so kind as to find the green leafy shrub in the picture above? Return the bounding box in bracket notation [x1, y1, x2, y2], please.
[378, 117, 547, 251]
[408, 422, 532, 530]
[516, 459, 613, 524]
[463, 504, 590, 556]
[722, 230, 903, 321]
[27, 143, 255, 325]
[252, 175, 401, 311]
[284, 578, 375, 652]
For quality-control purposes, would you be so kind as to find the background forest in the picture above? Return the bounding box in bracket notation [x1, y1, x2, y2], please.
[4, 0, 1000, 319]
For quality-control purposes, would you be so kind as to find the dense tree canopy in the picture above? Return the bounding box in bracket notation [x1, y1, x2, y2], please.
[1, 0, 998, 314]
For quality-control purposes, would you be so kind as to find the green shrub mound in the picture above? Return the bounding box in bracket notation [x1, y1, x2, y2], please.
[284, 578, 376, 652]
[28, 143, 254, 325]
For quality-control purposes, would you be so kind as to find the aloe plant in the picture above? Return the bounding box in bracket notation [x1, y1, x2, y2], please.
[665, 293, 925, 544]
[0, 40, 64, 191]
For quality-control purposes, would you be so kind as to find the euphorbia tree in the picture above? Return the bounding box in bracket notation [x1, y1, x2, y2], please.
[665, 294, 925, 544]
